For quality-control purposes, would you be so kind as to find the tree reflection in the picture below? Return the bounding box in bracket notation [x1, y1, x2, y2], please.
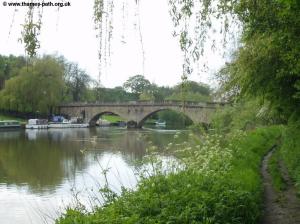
[0, 131, 88, 194]
[0, 128, 182, 194]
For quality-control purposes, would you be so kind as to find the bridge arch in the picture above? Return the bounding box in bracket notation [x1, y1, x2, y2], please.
[137, 108, 194, 128]
[89, 111, 126, 126]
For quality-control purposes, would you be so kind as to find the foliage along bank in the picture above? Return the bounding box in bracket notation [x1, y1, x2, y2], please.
[280, 115, 300, 195]
[56, 125, 281, 224]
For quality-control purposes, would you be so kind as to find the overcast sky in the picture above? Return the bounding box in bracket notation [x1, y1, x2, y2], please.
[0, 0, 228, 88]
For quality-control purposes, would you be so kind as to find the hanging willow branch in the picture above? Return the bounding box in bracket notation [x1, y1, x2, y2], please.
[168, 0, 239, 105]
[169, 0, 238, 73]
[121, 0, 127, 44]
[18, 0, 238, 88]
[7, 6, 18, 41]
[93, 0, 143, 83]
[134, 1, 145, 75]
[20, 5, 42, 58]
[94, 0, 104, 83]
[94, 0, 117, 83]
[107, 0, 114, 60]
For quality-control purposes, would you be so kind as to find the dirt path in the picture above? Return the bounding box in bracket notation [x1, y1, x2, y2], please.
[261, 146, 300, 224]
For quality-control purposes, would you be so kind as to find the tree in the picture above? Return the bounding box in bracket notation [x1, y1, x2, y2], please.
[173, 81, 211, 95]
[64, 62, 92, 102]
[166, 91, 211, 102]
[123, 75, 151, 97]
[93, 86, 136, 102]
[0, 55, 26, 90]
[33, 55, 65, 114]
[0, 55, 65, 114]
[139, 91, 155, 101]
[165, 81, 212, 102]
[217, 0, 300, 119]
[149, 85, 173, 102]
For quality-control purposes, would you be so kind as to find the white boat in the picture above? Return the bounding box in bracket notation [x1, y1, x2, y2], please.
[96, 118, 111, 127]
[48, 119, 89, 128]
[48, 123, 89, 128]
[0, 120, 21, 129]
[155, 120, 166, 127]
[25, 119, 48, 129]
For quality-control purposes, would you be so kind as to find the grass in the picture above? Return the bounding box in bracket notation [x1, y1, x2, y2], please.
[0, 113, 26, 122]
[280, 119, 300, 196]
[101, 115, 125, 123]
[102, 114, 156, 125]
[56, 126, 282, 224]
[268, 149, 287, 192]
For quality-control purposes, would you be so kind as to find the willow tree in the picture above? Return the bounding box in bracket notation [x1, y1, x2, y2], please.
[0, 55, 65, 114]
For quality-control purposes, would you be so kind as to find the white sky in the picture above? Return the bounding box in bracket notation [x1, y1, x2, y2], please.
[0, 0, 228, 88]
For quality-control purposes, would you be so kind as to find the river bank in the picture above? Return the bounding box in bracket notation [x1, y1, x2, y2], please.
[2, 113, 299, 223]
[57, 126, 284, 224]
[0, 113, 26, 122]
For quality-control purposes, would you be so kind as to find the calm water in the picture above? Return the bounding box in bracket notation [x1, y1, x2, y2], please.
[0, 127, 183, 224]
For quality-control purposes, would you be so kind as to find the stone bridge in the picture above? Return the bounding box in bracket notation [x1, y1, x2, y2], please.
[58, 101, 226, 128]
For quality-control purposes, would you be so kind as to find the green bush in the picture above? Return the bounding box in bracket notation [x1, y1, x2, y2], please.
[211, 100, 280, 133]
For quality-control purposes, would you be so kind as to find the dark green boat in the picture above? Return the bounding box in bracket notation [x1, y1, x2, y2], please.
[0, 120, 21, 128]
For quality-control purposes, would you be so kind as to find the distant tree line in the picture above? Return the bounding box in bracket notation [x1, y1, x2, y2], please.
[0, 54, 212, 116]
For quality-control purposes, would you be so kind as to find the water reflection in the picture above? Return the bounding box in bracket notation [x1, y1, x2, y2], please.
[0, 127, 183, 224]
[0, 130, 87, 194]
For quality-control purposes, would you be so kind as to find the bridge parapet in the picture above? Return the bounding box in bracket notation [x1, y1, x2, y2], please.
[59, 101, 227, 108]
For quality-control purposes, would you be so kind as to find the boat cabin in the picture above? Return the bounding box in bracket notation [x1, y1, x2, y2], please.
[0, 120, 21, 128]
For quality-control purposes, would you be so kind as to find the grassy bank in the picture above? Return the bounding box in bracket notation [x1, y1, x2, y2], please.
[280, 119, 300, 196]
[0, 114, 26, 122]
[268, 149, 287, 192]
[101, 115, 125, 123]
[57, 126, 281, 224]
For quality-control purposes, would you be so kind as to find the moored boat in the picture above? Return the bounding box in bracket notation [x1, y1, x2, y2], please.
[48, 119, 89, 128]
[0, 120, 21, 129]
[155, 120, 166, 127]
[48, 123, 89, 128]
[96, 118, 111, 127]
[25, 119, 48, 129]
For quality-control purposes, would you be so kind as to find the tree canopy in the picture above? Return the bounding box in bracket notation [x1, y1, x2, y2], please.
[0, 55, 95, 115]
[0, 55, 64, 114]
[217, 0, 300, 119]
[123, 75, 151, 97]
[0, 55, 27, 89]
[63, 61, 92, 102]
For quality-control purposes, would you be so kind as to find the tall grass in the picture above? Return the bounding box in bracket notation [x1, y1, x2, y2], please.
[280, 116, 300, 195]
[268, 149, 287, 192]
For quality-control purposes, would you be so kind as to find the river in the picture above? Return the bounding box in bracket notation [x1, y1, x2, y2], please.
[0, 127, 185, 224]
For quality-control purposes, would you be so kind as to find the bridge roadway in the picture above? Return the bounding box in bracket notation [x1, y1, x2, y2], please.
[58, 101, 226, 128]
